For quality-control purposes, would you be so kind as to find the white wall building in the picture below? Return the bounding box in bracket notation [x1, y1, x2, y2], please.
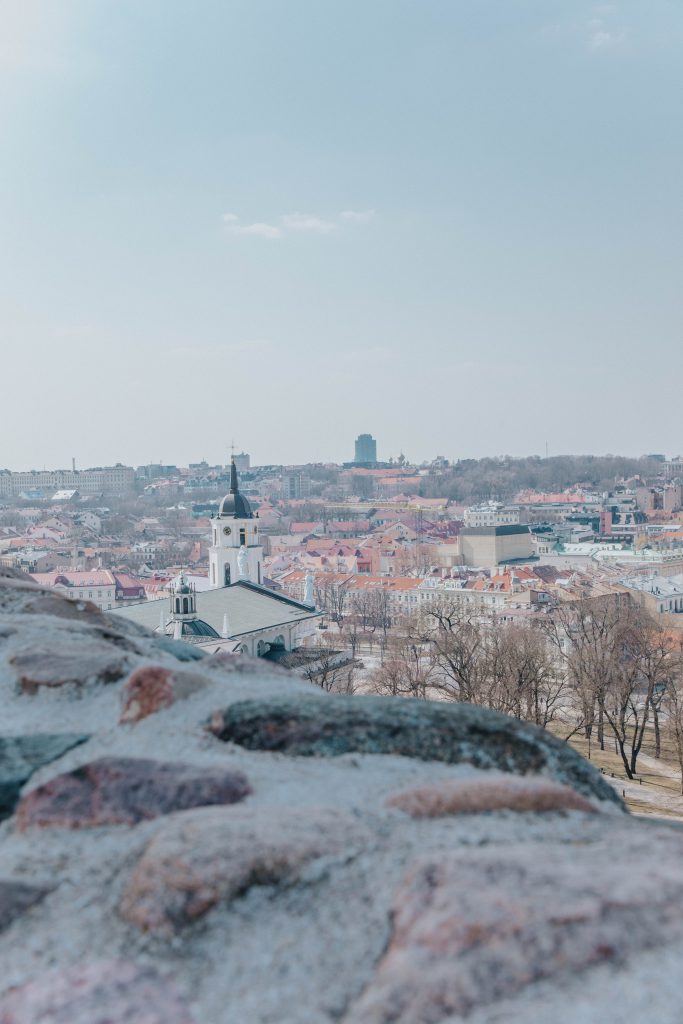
[463, 502, 521, 528]
[115, 459, 321, 659]
[209, 460, 264, 587]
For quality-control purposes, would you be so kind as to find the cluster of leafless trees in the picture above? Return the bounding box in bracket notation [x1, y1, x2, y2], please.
[314, 580, 391, 637]
[416, 454, 662, 503]
[371, 595, 683, 787]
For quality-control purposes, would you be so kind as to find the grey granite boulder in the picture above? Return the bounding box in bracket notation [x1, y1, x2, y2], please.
[349, 827, 683, 1022]
[0, 734, 89, 821]
[16, 757, 252, 829]
[121, 805, 373, 933]
[0, 881, 50, 934]
[0, 960, 196, 1024]
[208, 694, 622, 806]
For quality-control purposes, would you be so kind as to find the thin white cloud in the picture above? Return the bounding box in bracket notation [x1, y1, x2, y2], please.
[281, 213, 336, 233]
[340, 209, 375, 223]
[221, 208, 374, 240]
[230, 222, 282, 239]
[586, 12, 627, 51]
[588, 27, 622, 49]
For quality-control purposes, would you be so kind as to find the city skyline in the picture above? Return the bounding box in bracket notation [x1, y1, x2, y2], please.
[1, 443, 680, 476]
[2, 1, 682, 469]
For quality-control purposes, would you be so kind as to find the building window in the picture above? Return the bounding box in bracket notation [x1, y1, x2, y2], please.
[240, 528, 247, 546]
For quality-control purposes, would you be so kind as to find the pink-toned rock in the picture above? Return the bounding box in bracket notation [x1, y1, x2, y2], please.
[0, 881, 49, 933]
[0, 960, 196, 1023]
[16, 757, 251, 830]
[10, 640, 127, 694]
[387, 774, 596, 818]
[121, 805, 372, 933]
[349, 836, 683, 1023]
[119, 666, 209, 724]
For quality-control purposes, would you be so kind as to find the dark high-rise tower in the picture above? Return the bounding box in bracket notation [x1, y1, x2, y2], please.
[354, 434, 377, 466]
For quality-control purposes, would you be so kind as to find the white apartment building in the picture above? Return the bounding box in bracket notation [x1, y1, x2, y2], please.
[278, 570, 513, 624]
[463, 502, 521, 528]
[619, 574, 683, 615]
[0, 465, 135, 497]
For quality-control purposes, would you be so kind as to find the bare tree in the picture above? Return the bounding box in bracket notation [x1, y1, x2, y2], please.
[372, 637, 434, 699]
[305, 650, 359, 694]
[350, 591, 375, 632]
[314, 578, 349, 629]
[664, 664, 683, 794]
[408, 601, 487, 703]
[485, 622, 566, 728]
[545, 598, 677, 779]
[650, 684, 665, 759]
[543, 596, 627, 749]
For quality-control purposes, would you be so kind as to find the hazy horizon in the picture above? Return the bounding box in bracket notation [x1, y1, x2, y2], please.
[2, 1, 681, 470]
[0, 446, 675, 474]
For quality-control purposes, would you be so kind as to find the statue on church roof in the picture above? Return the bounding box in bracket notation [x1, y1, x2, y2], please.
[237, 545, 250, 581]
[175, 571, 190, 594]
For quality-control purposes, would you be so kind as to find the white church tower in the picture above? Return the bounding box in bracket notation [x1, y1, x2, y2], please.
[209, 458, 264, 588]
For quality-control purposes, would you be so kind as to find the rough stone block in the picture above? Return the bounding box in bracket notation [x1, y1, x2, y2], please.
[120, 666, 209, 724]
[387, 774, 596, 817]
[0, 734, 89, 822]
[121, 805, 372, 933]
[0, 881, 49, 934]
[208, 695, 622, 806]
[10, 641, 127, 693]
[16, 757, 251, 830]
[349, 837, 683, 1022]
[0, 960, 196, 1023]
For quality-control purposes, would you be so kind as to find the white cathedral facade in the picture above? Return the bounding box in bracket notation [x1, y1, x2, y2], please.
[208, 459, 264, 588]
[114, 459, 320, 658]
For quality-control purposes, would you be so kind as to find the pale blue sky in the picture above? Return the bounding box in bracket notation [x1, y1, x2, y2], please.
[1, 1, 681, 469]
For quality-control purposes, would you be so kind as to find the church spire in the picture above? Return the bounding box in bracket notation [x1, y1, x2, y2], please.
[230, 456, 239, 495]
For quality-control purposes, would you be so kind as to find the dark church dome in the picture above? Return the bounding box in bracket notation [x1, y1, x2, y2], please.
[218, 491, 253, 518]
[218, 458, 254, 519]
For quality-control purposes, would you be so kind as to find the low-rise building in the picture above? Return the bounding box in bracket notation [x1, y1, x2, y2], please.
[31, 570, 117, 610]
[463, 502, 522, 528]
[0, 465, 135, 497]
[459, 525, 534, 568]
[618, 574, 683, 615]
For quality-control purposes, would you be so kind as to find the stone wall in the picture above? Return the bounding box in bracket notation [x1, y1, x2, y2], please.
[1, 567, 683, 1023]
